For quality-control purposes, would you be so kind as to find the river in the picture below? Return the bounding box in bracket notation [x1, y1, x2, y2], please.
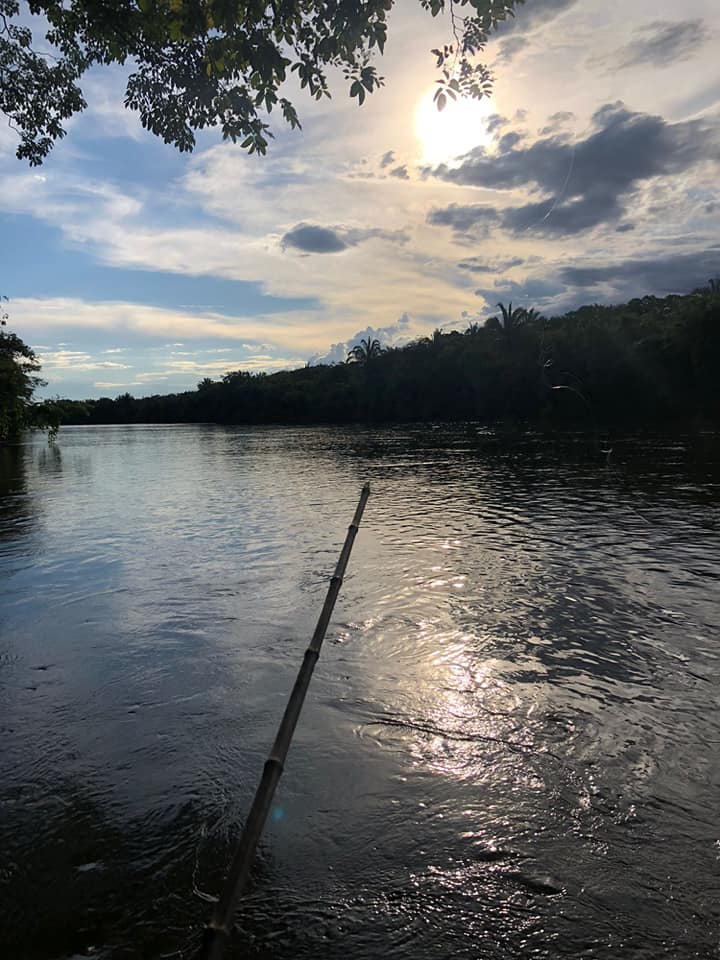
[1, 424, 718, 959]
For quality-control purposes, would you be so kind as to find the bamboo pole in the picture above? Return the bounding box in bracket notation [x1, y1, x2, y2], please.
[196, 483, 371, 960]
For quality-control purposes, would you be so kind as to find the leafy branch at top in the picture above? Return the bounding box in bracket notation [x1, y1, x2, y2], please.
[0, 0, 524, 164]
[429, 0, 523, 111]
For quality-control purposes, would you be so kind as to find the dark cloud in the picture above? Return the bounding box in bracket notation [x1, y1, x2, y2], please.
[539, 111, 575, 136]
[282, 224, 347, 253]
[549, 110, 575, 124]
[498, 131, 524, 152]
[428, 102, 716, 236]
[390, 164, 410, 180]
[457, 256, 525, 274]
[485, 113, 509, 135]
[496, 35, 529, 64]
[477, 276, 568, 305]
[612, 20, 708, 70]
[559, 247, 720, 294]
[472, 248, 720, 317]
[615, 223, 635, 233]
[427, 203, 499, 233]
[281, 223, 408, 254]
[380, 150, 395, 168]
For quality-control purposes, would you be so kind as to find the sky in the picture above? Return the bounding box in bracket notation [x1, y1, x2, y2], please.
[1, 0, 718, 400]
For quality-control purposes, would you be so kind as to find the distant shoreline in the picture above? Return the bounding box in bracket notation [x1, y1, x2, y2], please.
[54, 286, 719, 430]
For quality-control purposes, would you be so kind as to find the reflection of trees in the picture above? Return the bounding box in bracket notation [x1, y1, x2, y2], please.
[0, 445, 33, 545]
[0, 443, 63, 550]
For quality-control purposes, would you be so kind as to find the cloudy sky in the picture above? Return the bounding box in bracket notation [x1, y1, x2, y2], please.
[1, 0, 718, 399]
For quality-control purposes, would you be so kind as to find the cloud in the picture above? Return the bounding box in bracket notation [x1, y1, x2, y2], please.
[94, 381, 138, 389]
[609, 20, 708, 70]
[280, 221, 409, 254]
[485, 114, 509, 135]
[380, 150, 395, 168]
[538, 111, 576, 136]
[559, 247, 720, 295]
[309, 312, 413, 365]
[38, 350, 132, 371]
[427, 203, 499, 233]
[477, 277, 568, 306]
[390, 164, 410, 180]
[428, 102, 717, 236]
[457, 256, 526, 274]
[10, 297, 339, 355]
[495, 35, 529, 65]
[497, 131, 525, 153]
[281, 223, 348, 253]
[158, 356, 305, 376]
[494, 0, 578, 36]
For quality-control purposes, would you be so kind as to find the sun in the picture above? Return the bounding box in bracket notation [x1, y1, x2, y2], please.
[415, 89, 495, 165]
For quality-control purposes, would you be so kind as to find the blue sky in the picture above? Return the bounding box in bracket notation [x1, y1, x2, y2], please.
[1, 0, 718, 399]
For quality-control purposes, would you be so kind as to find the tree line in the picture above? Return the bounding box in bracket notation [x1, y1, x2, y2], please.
[57, 284, 720, 429]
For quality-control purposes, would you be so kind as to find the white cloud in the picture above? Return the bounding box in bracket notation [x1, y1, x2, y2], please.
[94, 381, 138, 389]
[37, 349, 132, 371]
[310, 311, 414, 365]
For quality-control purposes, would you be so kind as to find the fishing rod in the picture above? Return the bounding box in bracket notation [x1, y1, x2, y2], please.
[196, 482, 371, 960]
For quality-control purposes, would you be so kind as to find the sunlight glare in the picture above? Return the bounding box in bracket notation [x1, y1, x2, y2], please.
[415, 90, 495, 164]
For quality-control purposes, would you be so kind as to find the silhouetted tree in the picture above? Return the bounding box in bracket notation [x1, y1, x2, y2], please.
[497, 301, 529, 334]
[347, 337, 385, 364]
[0, 301, 58, 442]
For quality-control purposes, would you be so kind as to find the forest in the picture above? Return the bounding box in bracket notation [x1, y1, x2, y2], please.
[57, 284, 720, 428]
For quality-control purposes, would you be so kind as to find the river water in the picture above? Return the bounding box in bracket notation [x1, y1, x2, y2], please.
[1, 424, 718, 960]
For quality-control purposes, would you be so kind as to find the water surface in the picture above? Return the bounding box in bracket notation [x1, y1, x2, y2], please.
[1, 424, 718, 959]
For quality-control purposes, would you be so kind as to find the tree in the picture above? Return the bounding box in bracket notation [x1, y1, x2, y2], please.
[0, 0, 524, 164]
[496, 301, 529, 333]
[419, 327, 445, 352]
[347, 336, 384, 364]
[0, 301, 58, 442]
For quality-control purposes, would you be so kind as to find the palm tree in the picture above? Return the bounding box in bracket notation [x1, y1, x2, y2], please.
[465, 321, 482, 336]
[496, 301, 528, 333]
[347, 337, 384, 364]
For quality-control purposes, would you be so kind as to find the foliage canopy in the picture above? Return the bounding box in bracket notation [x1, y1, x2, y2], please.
[0, 0, 523, 164]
